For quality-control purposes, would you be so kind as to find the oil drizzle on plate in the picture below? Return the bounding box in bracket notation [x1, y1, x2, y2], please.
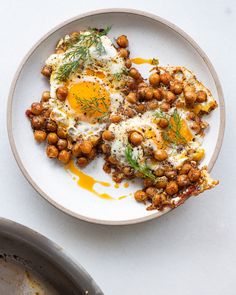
[65, 160, 113, 200]
[131, 57, 154, 65]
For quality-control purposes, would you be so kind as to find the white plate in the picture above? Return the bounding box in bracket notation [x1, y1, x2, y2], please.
[7, 9, 225, 225]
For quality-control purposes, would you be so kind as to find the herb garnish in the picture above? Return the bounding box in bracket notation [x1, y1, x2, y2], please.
[56, 26, 111, 81]
[113, 67, 129, 81]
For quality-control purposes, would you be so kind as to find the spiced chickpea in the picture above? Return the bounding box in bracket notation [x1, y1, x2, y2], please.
[134, 190, 147, 202]
[149, 73, 160, 86]
[42, 108, 51, 119]
[146, 187, 157, 198]
[56, 86, 68, 101]
[47, 133, 58, 145]
[129, 132, 143, 146]
[125, 59, 132, 68]
[165, 91, 176, 104]
[126, 92, 137, 104]
[80, 141, 93, 154]
[41, 91, 50, 102]
[196, 90, 207, 103]
[31, 102, 43, 115]
[137, 87, 146, 99]
[102, 130, 115, 141]
[124, 108, 136, 118]
[135, 103, 147, 113]
[116, 35, 128, 48]
[57, 139, 68, 151]
[123, 166, 133, 176]
[144, 87, 154, 100]
[160, 72, 172, 85]
[101, 144, 111, 154]
[143, 179, 154, 188]
[157, 118, 169, 129]
[31, 116, 45, 130]
[110, 114, 121, 123]
[188, 168, 201, 182]
[46, 120, 57, 132]
[103, 162, 111, 174]
[160, 102, 170, 112]
[118, 48, 129, 58]
[89, 135, 101, 146]
[155, 177, 168, 189]
[177, 174, 190, 187]
[108, 156, 118, 165]
[129, 68, 141, 80]
[77, 157, 88, 168]
[41, 65, 52, 78]
[154, 168, 164, 177]
[179, 163, 192, 175]
[152, 194, 166, 207]
[87, 148, 97, 160]
[154, 149, 168, 161]
[57, 126, 67, 139]
[58, 150, 71, 164]
[185, 91, 197, 105]
[191, 122, 201, 134]
[166, 181, 179, 196]
[46, 145, 58, 158]
[147, 100, 158, 110]
[170, 81, 183, 95]
[165, 170, 177, 179]
[34, 130, 47, 142]
[153, 89, 162, 101]
[72, 142, 82, 157]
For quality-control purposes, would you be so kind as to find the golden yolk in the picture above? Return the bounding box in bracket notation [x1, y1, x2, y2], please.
[131, 57, 153, 65]
[85, 69, 106, 79]
[67, 81, 110, 123]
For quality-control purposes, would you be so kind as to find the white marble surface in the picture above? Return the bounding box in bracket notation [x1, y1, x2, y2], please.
[0, 0, 234, 294]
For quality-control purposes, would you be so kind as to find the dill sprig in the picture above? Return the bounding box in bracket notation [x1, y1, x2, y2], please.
[113, 67, 129, 81]
[154, 109, 187, 145]
[125, 145, 156, 181]
[56, 26, 111, 81]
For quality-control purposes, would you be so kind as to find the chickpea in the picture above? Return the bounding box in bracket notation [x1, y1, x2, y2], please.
[31, 102, 43, 115]
[155, 176, 168, 189]
[118, 48, 129, 58]
[149, 73, 160, 86]
[154, 149, 168, 161]
[108, 156, 118, 165]
[129, 68, 141, 80]
[135, 103, 147, 113]
[56, 86, 68, 101]
[188, 168, 201, 182]
[102, 130, 115, 141]
[165, 91, 176, 104]
[165, 170, 177, 179]
[153, 89, 162, 101]
[144, 87, 153, 100]
[179, 163, 192, 175]
[41, 91, 50, 102]
[185, 91, 197, 105]
[138, 82, 148, 88]
[154, 168, 164, 177]
[177, 174, 190, 187]
[143, 179, 154, 188]
[125, 58, 132, 68]
[58, 150, 71, 164]
[72, 142, 82, 157]
[34, 130, 47, 142]
[57, 126, 67, 139]
[101, 143, 111, 154]
[166, 181, 179, 196]
[77, 157, 88, 168]
[147, 100, 158, 110]
[126, 92, 137, 104]
[176, 100, 185, 108]
[123, 166, 133, 176]
[46, 145, 59, 158]
[110, 114, 121, 123]
[89, 135, 101, 147]
[152, 194, 166, 206]
[146, 187, 157, 198]
[160, 72, 172, 85]
[184, 85, 195, 93]
[157, 118, 169, 129]
[47, 132, 58, 145]
[31, 116, 45, 130]
[46, 120, 57, 132]
[124, 108, 136, 118]
[160, 102, 170, 112]
[191, 122, 201, 134]
[103, 162, 111, 174]
[196, 90, 207, 103]
[57, 139, 68, 151]
[116, 35, 128, 48]
[41, 65, 52, 78]
[42, 108, 51, 119]
[126, 80, 138, 91]
[170, 81, 183, 95]
[87, 148, 97, 160]
[137, 87, 146, 99]
[134, 190, 147, 202]
[129, 131, 143, 146]
[80, 141, 93, 154]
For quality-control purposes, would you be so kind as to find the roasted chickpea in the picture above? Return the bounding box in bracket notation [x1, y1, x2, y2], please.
[72, 142, 82, 157]
[165, 91, 176, 104]
[56, 86, 68, 101]
[157, 118, 169, 129]
[47, 132, 58, 145]
[57, 126, 67, 139]
[34, 130, 47, 142]
[146, 187, 157, 198]
[143, 179, 154, 188]
[135, 103, 147, 113]
[41, 91, 50, 102]
[154, 149, 168, 161]
[80, 141, 93, 154]
[42, 108, 51, 119]
[185, 91, 197, 105]
[155, 177, 168, 189]
[58, 150, 71, 164]
[87, 148, 97, 160]
[165, 170, 177, 179]
[196, 90, 207, 103]
[144, 87, 153, 100]
[177, 174, 190, 187]
[166, 181, 179, 196]
[102, 130, 115, 141]
[137, 87, 146, 99]
[149, 73, 160, 86]
[147, 100, 159, 110]
[46, 120, 57, 132]
[160, 102, 170, 112]
[57, 139, 68, 151]
[170, 81, 183, 95]
[129, 132, 143, 146]
[77, 157, 88, 168]
[126, 80, 138, 91]
[184, 85, 195, 93]
[89, 135, 101, 147]
[134, 190, 147, 202]
[179, 163, 192, 175]
[153, 89, 162, 101]
[108, 156, 118, 165]
[191, 122, 201, 134]
[31, 116, 45, 130]
[154, 168, 164, 177]
[125, 58, 132, 68]
[101, 143, 111, 154]
[103, 162, 111, 174]
[129, 68, 141, 80]
[188, 168, 201, 182]
[160, 72, 172, 85]
[152, 194, 166, 206]
[118, 48, 129, 58]
[110, 114, 121, 123]
[116, 35, 128, 48]
[123, 166, 133, 176]
[126, 92, 137, 104]
[46, 145, 58, 158]
[31, 102, 43, 115]
[124, 108, 136, 118]
[41, 65, 52, 78]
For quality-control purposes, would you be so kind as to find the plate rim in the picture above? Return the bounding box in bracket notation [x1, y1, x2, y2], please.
[7, 8, 225, 225]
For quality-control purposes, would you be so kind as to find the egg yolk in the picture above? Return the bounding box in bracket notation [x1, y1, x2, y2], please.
[67, 81, 110, 123]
